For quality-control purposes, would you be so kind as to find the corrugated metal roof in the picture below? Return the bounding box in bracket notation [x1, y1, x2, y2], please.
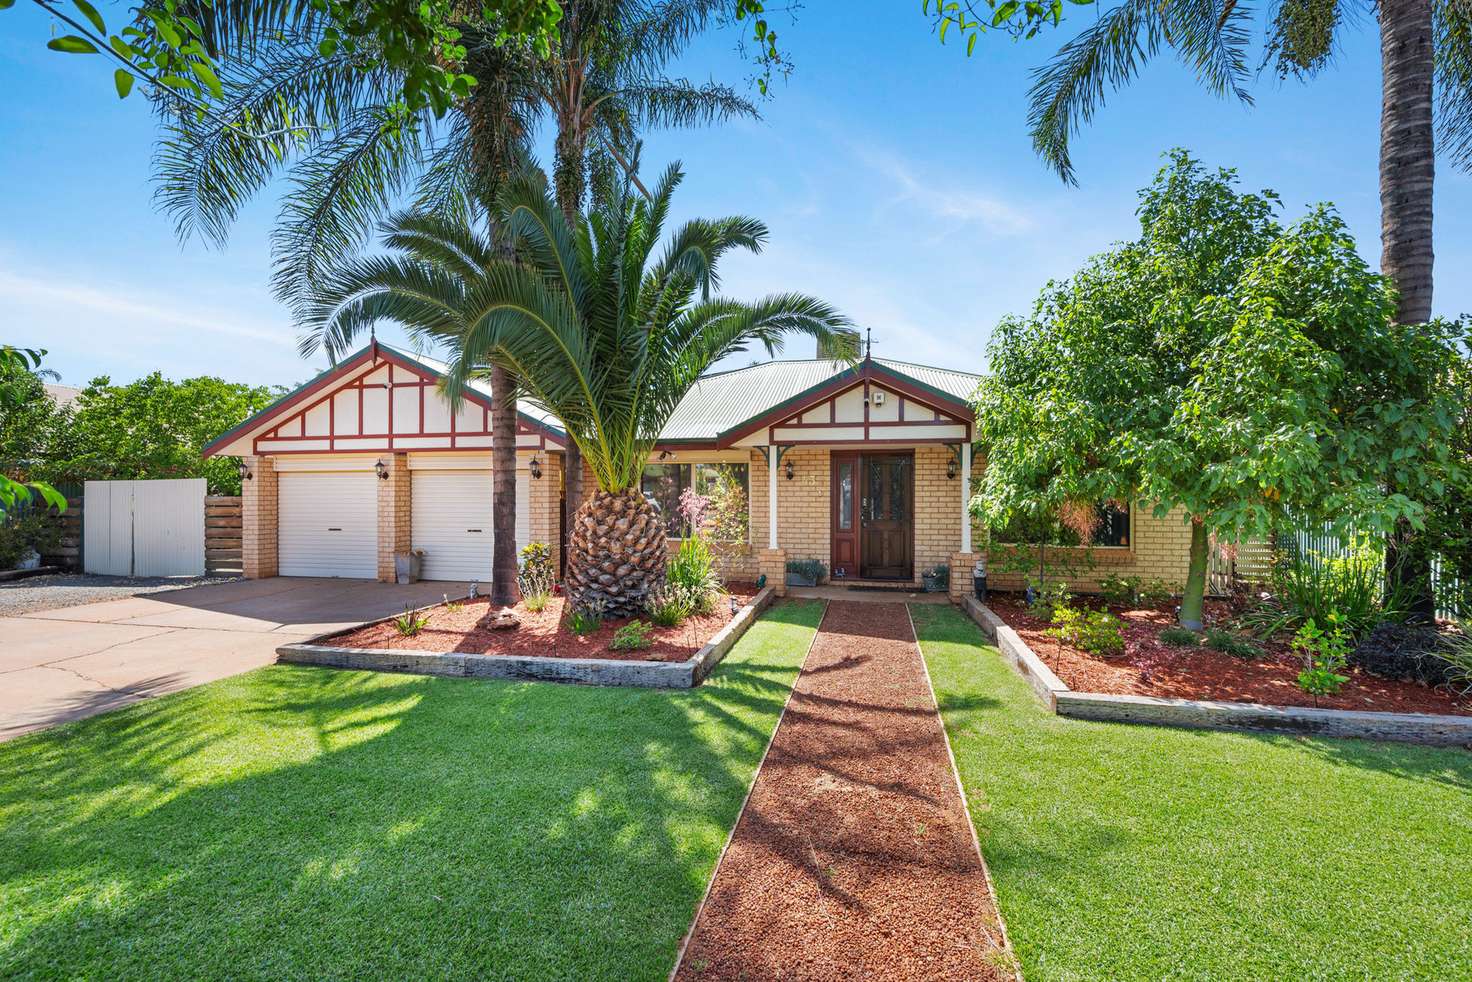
[659, 358, 980, 441]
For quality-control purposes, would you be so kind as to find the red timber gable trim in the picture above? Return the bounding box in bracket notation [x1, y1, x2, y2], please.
[206, 342, 564, 458]
[715, 360, 974, 449]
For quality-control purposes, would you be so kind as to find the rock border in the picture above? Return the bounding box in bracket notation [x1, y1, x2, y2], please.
[276, 586, 776, 689]
[961, 596, 1472, 748]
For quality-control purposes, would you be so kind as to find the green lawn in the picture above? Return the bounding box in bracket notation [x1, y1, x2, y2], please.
[911, 603, 1472, 982]
[0, 600, 824, 981]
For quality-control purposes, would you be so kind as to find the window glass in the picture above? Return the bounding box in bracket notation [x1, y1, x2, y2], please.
[837, 461, 853, 530]
[640, 462, 751, 540]
[694, 463, 750, 541]
[1095, 502, 1130, 547]
[992, 502, 1131, 547]
[640, 464, 687, 537]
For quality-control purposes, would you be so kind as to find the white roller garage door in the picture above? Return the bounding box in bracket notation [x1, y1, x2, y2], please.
[411, 468, 531, 582]
[278, 470, 378, 578]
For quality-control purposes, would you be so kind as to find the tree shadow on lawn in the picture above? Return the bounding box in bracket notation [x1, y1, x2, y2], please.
[0, 600, 825, 980]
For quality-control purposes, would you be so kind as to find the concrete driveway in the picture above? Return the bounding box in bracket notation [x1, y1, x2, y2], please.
[1, 577, 461, 742]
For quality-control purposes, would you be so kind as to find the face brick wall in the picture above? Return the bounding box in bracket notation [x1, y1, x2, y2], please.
[376, 453, 411, 583]
[241, 455, 277, 579]
[981, 503, 1194, 593]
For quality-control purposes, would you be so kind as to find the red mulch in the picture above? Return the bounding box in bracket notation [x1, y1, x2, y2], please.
[675, 600, 1013, 981]
[987, 594, 1472, 716]
[325, 585, 758, 663]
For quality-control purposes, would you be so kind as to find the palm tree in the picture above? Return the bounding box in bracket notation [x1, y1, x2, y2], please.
[154, 0, 755, 604]
[301, 164, 852, 615]
[1007, 0, 1472, 615]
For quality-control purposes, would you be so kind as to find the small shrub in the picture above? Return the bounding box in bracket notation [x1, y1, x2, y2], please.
[1027, 577, 1072, 619]
[668, 536, 720, 612]
[646, 584, 697, 627]
[1351, 621, 1453, 686]
[1098, 574, 1142, 607]
[1435, 624, 1472, 696]
[442, 593, 464, 613]
[610, 620, 655, 651]
[1293, 617, 1350, 700]
[0, 509, 61, 570]
[568, 605, 602, 636]
[1158, 626, 1201, 647]
[1078, 609, 1126, 657]
[1049, 605, 1125, 658]
[1269, 536, 1407, 639]
[1203, 627, 1261, 659]
[784, 557, 827, 585]
[1137, 578, 1177, 604]
[518, 541, 556, 609]
[394, 606, 429, 637]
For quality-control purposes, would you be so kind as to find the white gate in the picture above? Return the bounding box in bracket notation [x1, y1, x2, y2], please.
[84, 479, 206, 577]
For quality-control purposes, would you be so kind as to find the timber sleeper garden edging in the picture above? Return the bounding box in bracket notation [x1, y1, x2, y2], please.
[962, 596, 1472, 748]
[277, 586, 776, 689]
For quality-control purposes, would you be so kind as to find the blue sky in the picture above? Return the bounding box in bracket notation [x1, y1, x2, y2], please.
[3, 1, 1469, 389]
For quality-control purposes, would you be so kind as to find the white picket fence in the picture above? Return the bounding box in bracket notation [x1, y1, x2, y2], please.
[83, 479, 206, 577]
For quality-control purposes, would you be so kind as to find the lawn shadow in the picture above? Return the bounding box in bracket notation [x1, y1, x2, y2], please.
[0, 603, 821, 980]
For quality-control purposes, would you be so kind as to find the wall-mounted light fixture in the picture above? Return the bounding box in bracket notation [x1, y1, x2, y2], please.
[529, 456, 543, 480]
[784, 458, 795, 481]
[375, 459, 390, 481]
[658, 450, 673, 461]
[946, 456, 958, 480]
[238, 459, 253, 482]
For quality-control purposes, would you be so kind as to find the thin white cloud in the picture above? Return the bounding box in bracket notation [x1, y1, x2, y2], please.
[854, 146, 1036, 236]
[0, 268, 294, 345]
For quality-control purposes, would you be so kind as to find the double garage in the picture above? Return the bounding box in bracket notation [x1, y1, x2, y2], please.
[275, 456, 531, 581]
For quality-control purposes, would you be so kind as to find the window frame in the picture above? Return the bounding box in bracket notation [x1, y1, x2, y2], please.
[639, 460, 752, 543]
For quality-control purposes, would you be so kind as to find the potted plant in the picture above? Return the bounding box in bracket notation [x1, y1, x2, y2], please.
[785, 558, 826, 587]
[921, 564, 950, 593]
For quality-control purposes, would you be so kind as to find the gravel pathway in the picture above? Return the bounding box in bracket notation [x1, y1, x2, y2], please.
[674, 600, 1014, 981]
[0, 574, 240, 617]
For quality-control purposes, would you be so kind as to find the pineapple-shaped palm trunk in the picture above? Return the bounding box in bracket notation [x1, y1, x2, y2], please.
[566, 489, 667, 617]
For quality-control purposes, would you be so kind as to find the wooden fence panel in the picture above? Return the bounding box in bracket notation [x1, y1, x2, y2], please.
[206, 496, 243, 575]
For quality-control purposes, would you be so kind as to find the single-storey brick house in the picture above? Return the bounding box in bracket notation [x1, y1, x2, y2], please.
[204, 341, 1194, 600]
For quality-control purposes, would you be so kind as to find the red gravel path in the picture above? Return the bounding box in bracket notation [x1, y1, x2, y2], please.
[674, 601, 1013, 982]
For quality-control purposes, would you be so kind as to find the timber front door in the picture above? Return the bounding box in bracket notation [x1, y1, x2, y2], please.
[831, 451, 914, 581]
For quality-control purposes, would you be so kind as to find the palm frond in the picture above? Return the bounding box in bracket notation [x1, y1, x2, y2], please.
[1437, 0, 1472, 171]
[1029, 0, 1253, 184]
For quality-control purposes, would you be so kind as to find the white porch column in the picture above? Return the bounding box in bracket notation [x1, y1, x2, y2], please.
[960, 441, 972, 553]
[768, 446, 779, 549]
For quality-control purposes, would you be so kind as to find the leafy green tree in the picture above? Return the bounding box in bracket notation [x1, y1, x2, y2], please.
[45, 374, 284, 495]
[927, 0, 1472, 613]
[973, 152, 1465, 627]
[0, 346, 68, 519]
[301, 164, 851, 615]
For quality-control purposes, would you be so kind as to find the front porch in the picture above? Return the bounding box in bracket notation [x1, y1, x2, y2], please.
[751, 443, 980, 603]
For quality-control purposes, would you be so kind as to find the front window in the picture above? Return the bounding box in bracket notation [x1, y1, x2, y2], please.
[993, 502, 1130, 548]
[640, 462, 750, 540]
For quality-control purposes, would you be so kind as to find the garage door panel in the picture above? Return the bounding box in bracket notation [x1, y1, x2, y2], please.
[411, 468, 533, 582]
[279, 472, 377, 578]
[412, 470, 494, 582]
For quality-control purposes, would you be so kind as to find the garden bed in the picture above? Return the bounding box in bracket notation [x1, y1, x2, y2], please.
[985, 593, 1472, 717]
[278, 585, 769, 689]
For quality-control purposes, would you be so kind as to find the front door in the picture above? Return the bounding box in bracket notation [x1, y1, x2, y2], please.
[860, 452, 914, 580]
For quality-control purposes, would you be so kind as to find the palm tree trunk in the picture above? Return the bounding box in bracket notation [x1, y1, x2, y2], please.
[1380, 0, 1438, 619]
[553, 124, 586, 534]
[490, 363, 520, 606]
